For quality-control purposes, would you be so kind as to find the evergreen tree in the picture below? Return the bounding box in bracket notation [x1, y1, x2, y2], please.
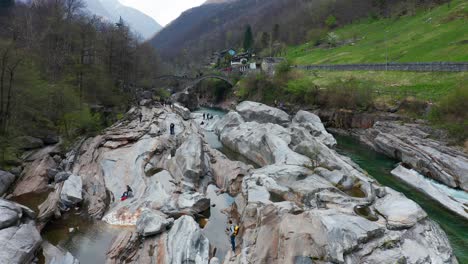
[243, 25, 254, 52]
[260, 32, 270, 49]
[272, 24, 280, 42]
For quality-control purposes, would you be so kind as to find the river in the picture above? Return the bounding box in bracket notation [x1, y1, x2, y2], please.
[335, 134, 468, 263]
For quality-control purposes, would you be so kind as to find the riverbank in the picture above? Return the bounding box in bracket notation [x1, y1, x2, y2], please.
[335, 134, 468, 263]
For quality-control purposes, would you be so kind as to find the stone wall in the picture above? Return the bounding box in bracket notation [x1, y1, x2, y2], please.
[295, 62, 468, 72]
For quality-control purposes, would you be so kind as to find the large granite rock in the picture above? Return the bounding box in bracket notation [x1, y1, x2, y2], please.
[60, 174, 83, 207]
[0, 170, 15, 196]
[168, 134, 204, 189]
[136, 209, 174, 237]
[12, 155, 57, 196]
[173, 103, 191, 120]
[207, 148, 251, 195]
[220, 121, 310, 167]
[362, 121, 468, 191]
[42, 241, 79, 264]
[0, 199, 42, 264]
[166, 216, 210, 264]
[222, 102, 456, 264]
[0, 199, 21, 229]
[292, 110, 336, 147]
[391, 165, 468, 220]
[106, 216, 209, 263]
[213, 111, 244, 135]
[236, 101, 290, 127]
[374, 188, 427, 230]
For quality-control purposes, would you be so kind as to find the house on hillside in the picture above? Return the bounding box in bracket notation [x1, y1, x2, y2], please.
[230, 52, 251, 66]
[262, 57, 286, 76]
[209, 49, 237, 67]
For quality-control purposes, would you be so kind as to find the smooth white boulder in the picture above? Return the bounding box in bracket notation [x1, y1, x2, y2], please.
[236, 101, 290, 127]
[375, 188, 427, 229]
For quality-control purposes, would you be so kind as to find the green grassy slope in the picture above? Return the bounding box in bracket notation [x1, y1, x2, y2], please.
[286, 0, 468, 64]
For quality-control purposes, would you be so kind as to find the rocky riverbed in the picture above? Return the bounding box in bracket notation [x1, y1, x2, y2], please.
[0, 100, 461, 263]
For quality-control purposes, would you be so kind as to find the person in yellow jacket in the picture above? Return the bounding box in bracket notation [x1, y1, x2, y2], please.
[226, 220, 239, 252]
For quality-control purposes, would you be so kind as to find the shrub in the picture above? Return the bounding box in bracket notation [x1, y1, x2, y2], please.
[429, 86, 468, 141]
[320, 78, 375, 110]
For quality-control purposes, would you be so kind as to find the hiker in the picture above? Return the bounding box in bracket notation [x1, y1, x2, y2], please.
[126, 185, 133, 198]
[226, 220, 239, 252]
[203, 113, 206, 120]
[170, 123, 175, 135]
[138, 113, 143, 123]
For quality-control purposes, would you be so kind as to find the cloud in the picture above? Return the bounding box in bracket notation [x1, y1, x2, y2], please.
[119, 0, 206, 26]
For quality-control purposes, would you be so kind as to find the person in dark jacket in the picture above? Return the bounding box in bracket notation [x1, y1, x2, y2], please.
[170, 123, 175, 135]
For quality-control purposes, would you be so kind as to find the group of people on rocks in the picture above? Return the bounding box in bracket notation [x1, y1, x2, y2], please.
[160, 99, 173, 108]
[202, 113, 215, 120]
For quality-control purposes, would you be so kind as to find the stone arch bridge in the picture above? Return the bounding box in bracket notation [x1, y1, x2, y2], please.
[154, 74, 235, 87]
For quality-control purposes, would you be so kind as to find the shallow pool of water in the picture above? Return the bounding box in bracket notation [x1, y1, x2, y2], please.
[41, 213, 132, 264]
[10, 191, 50, 214]
[335, 134, 468, 263]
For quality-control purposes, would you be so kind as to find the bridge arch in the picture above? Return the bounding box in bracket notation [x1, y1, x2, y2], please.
[192, 75, 234, 86]
[154, 74, 234, 87]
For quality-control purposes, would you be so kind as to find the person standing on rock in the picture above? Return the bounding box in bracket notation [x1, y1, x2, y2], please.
[226, 220, 239, 252]
[126, 185, 133, 197]
[170, 123, 175, 135]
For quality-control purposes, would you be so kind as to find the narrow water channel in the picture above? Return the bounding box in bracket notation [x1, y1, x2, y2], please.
[334, 134, 468, 263]
[193, 107, 237, 260]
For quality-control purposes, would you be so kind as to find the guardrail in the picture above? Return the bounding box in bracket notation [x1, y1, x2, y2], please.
[294, 62, 468, 72]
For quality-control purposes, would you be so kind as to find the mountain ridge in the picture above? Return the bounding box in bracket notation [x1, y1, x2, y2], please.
[84, 0, 162, 40]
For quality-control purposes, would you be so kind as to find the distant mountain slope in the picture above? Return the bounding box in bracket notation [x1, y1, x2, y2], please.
[150, 0, 449, 63]
[84, 0, 162, 40]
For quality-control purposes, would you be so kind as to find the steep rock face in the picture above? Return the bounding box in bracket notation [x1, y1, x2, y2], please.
[166, 216, 210, 264]
[106, 216, 209, 264]
[236, 101, 290, 127]
[206, 148, 251, 196]
[361, 121, 468, 191]
[167, 134, 205, 189]
[0, 199, 42, 264]
[12, 155, 56, 196]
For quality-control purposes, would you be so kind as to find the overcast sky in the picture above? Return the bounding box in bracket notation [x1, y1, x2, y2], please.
[119, 0, 206, 26]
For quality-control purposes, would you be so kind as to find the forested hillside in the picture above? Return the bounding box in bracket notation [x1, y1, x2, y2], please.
[150, 0, 449, 67]
[0, 0, 161, 165]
